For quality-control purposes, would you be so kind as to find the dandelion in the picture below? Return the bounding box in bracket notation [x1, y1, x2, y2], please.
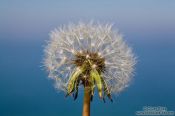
[44, 22, 136, 116]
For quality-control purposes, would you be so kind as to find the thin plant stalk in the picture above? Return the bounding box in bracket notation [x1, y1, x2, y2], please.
[82, 87, 91, 116]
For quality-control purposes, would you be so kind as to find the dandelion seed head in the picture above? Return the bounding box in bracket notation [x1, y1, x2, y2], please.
[44, 22, 136, 94]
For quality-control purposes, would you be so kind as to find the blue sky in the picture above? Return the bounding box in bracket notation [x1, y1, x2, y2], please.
[0, 1, 175, 116]
[0, 0, 175, 41]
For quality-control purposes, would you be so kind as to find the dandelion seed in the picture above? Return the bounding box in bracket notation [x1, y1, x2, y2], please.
[91, 43, 95, 47]
[98, 52, 102, 57]
[59, 50, 63, 54]
[92, 64, 97, 69]
[71, 49, 75, 54]
[83, 75, 87, 78]
[79, 50, 83, 53]
[86, 54, 90, 59]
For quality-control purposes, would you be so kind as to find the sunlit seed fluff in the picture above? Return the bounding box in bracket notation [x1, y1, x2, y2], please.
[44, 22, 136, 95]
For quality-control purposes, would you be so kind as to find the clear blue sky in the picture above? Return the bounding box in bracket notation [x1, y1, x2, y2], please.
[0, 0, 175, 40]
[0, 1, 175, 116]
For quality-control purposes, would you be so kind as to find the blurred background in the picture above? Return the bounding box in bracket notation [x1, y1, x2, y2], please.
[0, 0, 175, 116]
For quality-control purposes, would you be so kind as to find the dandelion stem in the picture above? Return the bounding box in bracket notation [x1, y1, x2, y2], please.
[82, 87, 91, 116]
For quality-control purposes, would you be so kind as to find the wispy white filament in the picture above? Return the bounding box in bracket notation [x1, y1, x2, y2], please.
[44, 22, 136, 93]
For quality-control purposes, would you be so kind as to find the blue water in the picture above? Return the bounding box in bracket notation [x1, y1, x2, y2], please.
[0, 1, 175, 116]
